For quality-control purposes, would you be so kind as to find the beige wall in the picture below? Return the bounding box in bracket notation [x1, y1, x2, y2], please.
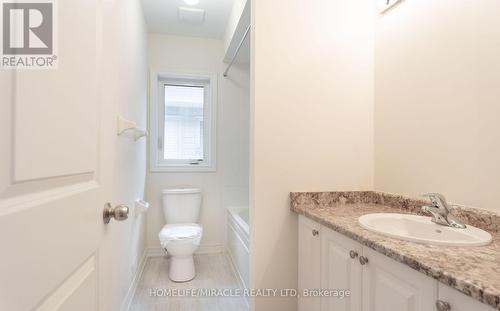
[146, 34, 250, 249]
[374, 0, 500, 211]
[251, 0, 375, 309]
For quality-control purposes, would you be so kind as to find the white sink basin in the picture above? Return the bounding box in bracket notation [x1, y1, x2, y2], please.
[358, 213, 492, 247]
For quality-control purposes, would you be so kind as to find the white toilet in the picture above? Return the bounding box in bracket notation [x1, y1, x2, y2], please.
[158, 188, 203, 282]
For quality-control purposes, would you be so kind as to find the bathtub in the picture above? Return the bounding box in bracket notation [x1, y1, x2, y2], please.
[226, 207, 249, 289]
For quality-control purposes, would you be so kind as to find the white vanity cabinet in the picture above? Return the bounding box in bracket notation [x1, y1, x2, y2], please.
[298, 215, 321, 311]
[321, 227, 362, 311]
[298, 215, 495, 311]
[437, 284, 496, 311]
[362, 247, 436, 311]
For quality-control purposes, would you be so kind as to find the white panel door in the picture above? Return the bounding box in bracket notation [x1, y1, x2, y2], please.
[298, 215, 321, 311]
[362, 247, 437, 311]
[438, 284, 496, 311]
[0, 0, 106, 310]
[320, 227, 362, 311]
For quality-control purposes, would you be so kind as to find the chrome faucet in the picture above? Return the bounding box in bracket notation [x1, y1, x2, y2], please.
[421, 193, 466, 229]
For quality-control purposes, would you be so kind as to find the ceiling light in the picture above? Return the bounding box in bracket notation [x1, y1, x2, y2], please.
[183, 0, 199, 6]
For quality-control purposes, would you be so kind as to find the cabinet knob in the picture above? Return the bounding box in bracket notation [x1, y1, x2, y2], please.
[436, 300, 451, 311]
[349, 250, 358, 259]
[359, 256, 369, 265]
[312, 229, 319, 236]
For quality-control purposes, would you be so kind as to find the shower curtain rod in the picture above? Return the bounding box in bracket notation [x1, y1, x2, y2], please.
[223, 24, 251, 78]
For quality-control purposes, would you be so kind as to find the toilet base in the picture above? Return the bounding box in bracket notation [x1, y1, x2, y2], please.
[169, 256, 195, 282]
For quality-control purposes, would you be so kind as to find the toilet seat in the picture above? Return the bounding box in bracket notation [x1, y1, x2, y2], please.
[159, 223, 203, 246]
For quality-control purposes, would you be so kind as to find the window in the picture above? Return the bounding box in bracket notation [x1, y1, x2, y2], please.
[150, 73, 216, 171]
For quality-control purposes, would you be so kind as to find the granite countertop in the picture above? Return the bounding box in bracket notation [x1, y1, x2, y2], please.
[290, 191, 500, 310]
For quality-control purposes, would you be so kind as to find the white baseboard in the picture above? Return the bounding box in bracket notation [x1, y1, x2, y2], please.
[196, 243, 225, 255]
[121, 249, 148, 311]
[145, 246, 166, 257]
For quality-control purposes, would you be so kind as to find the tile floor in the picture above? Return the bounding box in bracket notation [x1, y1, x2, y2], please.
[129, 253, 248, 311]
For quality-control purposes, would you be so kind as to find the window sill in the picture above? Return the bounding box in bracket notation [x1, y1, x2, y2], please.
[150, 164, 216, 173]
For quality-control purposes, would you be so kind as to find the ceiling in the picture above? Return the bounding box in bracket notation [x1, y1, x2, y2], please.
[141, 0, 235, 39]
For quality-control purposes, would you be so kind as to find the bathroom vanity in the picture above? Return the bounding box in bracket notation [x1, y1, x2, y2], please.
[291, 191, 500, 311]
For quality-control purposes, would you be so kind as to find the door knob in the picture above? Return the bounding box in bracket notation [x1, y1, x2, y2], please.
[103, 203, 129, 224]
[312, 229, 319, 236]
[349, 250, 358, 259]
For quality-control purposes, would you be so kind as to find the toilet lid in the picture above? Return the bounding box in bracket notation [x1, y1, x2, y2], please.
[159, 223, 203, 242]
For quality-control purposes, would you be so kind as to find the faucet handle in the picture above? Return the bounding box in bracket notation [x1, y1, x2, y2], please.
[422, 193, 466, 229]
[422, 193, 448, 208]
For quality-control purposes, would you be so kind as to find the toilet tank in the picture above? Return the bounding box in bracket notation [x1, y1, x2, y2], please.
[162, 188, 202, 224]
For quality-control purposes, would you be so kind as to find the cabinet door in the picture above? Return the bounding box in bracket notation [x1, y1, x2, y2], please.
[362, 247, 437, 311]
[321, 227, 362, 311]
[298, 215, 322, 311]
[438, 284, 496, 311]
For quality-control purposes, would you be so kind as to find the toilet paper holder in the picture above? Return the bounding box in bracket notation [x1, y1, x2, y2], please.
[135, 199, 150, 214]
[117, 115, 148, 141]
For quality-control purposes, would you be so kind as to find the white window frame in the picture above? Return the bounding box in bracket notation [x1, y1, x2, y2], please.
[149, 71, 217, 172]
